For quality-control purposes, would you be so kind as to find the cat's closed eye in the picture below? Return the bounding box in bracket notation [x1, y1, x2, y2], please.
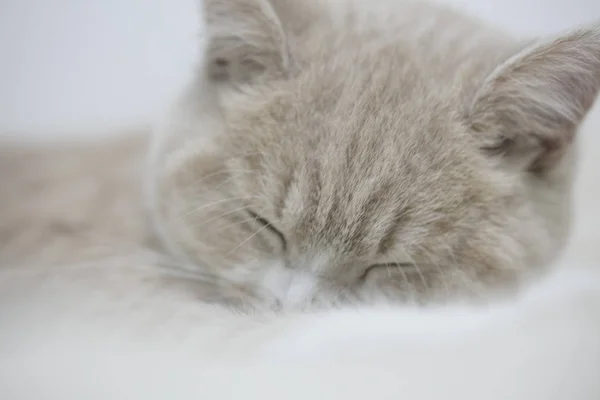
[362, 263, 413, 281]
[247, 210, 287, 250]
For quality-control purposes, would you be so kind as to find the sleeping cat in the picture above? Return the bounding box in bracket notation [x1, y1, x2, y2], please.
[1, 0, 600, 309]
[1, 0, 600, 398]
[146, 0, 600, 308]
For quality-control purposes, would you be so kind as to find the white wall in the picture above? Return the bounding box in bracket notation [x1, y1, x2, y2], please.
[1, 0, 599, 135]
[0, 0, 199, 135]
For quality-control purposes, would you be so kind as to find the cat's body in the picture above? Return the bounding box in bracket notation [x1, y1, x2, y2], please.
[0, 134, 148, 268]
[1, 0, 600, 398]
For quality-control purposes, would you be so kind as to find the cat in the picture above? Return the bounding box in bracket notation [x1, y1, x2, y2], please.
[1, 0, 600, 308]
[1, 0, 600, 398]
[1, 0, 599, 310]
[146, 0, 600, 308]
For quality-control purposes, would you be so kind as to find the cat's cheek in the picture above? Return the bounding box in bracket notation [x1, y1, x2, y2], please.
[359, 269, 419, 304]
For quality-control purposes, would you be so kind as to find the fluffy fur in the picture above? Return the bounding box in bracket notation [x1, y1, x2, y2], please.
[148, 0, 600, 307]
[1, 0, 600, 309]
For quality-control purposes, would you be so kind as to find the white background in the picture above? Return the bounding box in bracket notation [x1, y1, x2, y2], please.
[0, 0, 599, 264]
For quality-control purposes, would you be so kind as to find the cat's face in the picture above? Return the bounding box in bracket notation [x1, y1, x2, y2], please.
[150, 0, 600, 308]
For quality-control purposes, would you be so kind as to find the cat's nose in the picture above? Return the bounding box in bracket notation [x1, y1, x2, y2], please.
[262, 263, 317, 308]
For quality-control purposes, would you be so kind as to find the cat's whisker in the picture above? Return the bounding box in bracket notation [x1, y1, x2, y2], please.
[209, 206, 272, 233]
[439, 239, 461, 294]
[188, 168, 255, 188]
[194, 206, 251, 227]
[212, 216, 264, 233]
[185, 187, 272, 207]
[227, 224, 272, 256]
[210, 171, 250, 191]
[182, 196, 261, 217]
[391, 253, 413, 299]
[141, 262, 208, 283]
[419, 245, 451, 298]
[230, 150, 273, 160]
[402, 247, 429, 294]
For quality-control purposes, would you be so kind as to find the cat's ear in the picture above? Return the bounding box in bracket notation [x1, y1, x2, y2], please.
[201, 0, 291, 83]
[471, 25, 600, 173]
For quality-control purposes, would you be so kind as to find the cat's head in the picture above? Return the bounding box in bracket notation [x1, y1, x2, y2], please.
[149, 0, 600, 308]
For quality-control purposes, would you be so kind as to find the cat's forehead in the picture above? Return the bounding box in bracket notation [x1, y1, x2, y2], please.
[219, 45, 494, 256]
[223, 57, 483, 202]
[226, 55, 468, 156]
[222, 74, 490, 259]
